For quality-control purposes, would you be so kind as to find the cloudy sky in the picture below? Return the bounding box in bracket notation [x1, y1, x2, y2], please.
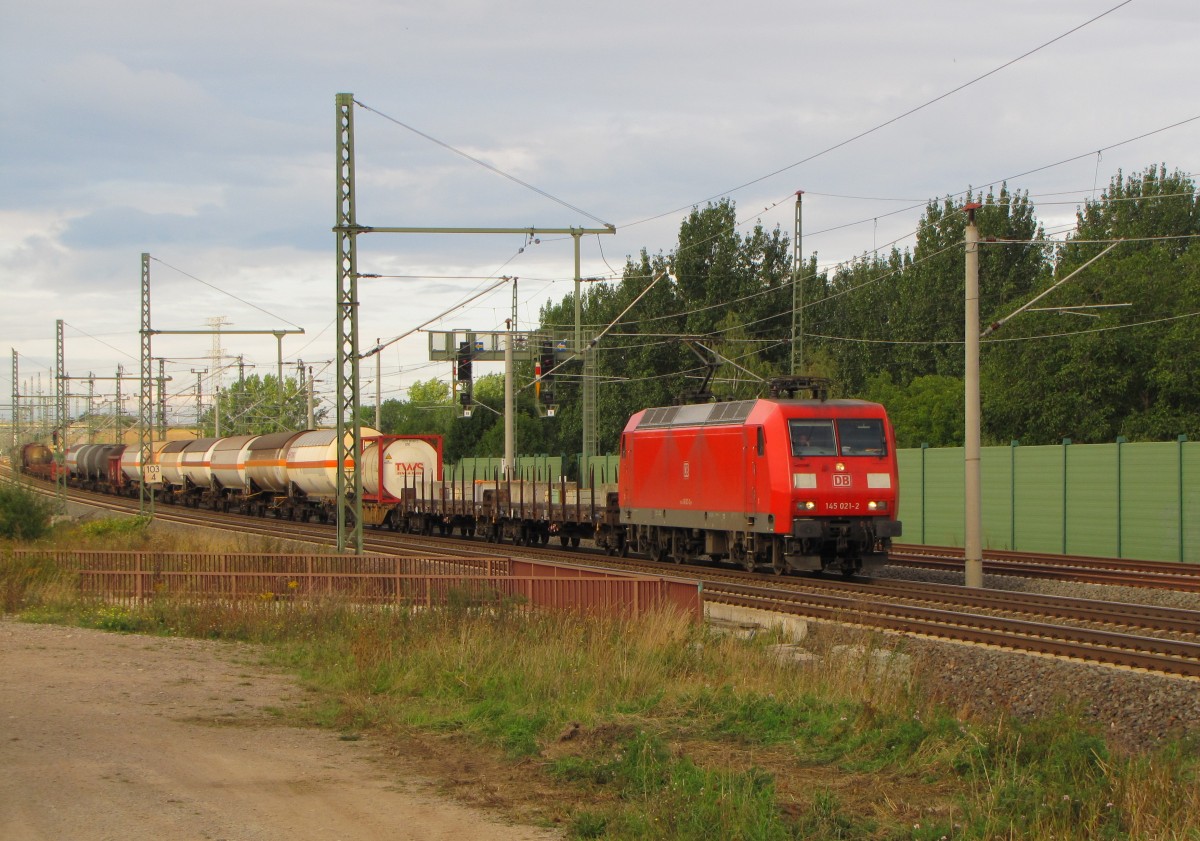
[2, 0, 1196, 424]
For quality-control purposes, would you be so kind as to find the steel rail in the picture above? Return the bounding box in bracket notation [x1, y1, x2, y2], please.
[706, 582, 1200, 679]
[28, 477, 1200, 677]
[890, 545, 1200, 591]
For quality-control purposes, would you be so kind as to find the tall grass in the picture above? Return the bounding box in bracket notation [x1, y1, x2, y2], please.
[2, 517, 1198, 840]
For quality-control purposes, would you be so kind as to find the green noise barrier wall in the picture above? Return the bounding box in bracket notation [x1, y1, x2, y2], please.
[897, 439, 1199, 563]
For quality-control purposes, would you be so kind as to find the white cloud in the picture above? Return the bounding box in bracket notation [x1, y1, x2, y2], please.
[2, 0, 1198, 413]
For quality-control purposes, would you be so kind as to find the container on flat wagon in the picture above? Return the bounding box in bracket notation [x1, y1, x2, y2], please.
[359, 436, 441, 499]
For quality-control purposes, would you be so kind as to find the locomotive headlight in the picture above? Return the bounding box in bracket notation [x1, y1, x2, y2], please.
[835, 462, 846, 472]
[867, 501, 888, 511]
[797, 500, 816, 511]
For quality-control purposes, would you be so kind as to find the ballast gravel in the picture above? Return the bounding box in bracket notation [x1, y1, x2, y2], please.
[867, 565, 1200, 754]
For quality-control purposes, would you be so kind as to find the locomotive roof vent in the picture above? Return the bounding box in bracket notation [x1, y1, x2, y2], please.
[638, 400, 756, 429]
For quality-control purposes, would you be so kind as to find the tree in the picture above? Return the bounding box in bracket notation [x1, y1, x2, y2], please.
[864, 373, 964, 448]
[982, 165, 1200, 443]
[202, 374, 321, 435]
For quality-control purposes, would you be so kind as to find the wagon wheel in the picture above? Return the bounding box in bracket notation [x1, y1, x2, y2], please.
[651, 532, 670, 563]
[770, 543, 787, 576]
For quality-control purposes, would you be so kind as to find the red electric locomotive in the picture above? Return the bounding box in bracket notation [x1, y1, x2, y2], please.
[618, 394, 901, 576]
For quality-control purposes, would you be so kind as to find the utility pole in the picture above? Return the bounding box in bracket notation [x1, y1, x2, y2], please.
[333, 92, 615, 549]
[11, 350, 19, 452]
[115, 364, 123, 445]
[375, 339, 382, 432]
[54, 319, 66, 510]
[87, 374, 95, 443]
[207, 316, 230, 402]
[963, 204, 983, 589]
[139, 253, 153, 515]
[791, 190, 804, 375]
[306, 366, 315, 430]
[192, 369, 206, 435]
[157, 358, 167, 439]
[335, 92, 364, 554]
[504, 281, 516, 477]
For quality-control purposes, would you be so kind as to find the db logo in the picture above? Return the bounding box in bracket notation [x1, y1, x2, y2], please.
[832, 474, 852, 488]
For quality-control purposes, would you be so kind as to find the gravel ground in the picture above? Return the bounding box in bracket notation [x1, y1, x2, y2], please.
[868, 564, 1200, 754]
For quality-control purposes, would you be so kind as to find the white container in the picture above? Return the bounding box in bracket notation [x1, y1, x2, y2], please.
[360, 437, 441, 499]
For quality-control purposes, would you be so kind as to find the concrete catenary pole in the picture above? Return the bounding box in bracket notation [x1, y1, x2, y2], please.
[964, 203, 984, 589]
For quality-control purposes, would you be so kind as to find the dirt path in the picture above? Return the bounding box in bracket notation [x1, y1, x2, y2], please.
[0, 618, 562, 841]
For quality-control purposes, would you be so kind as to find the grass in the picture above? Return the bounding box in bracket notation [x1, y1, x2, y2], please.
[2, 516, 1199, 840]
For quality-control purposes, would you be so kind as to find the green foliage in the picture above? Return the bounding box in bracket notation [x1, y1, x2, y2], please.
[864, 373, 965, 448]
[201, 373, 323, 435]
[340, 164, 1198, 455]
[77, 515, 151, 539]
[0, 482, 54, 541]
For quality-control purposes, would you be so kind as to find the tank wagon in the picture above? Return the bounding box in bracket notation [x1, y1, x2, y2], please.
[18, 443, 56, 481]
[64, 443, 127, 491]
[24, 392, 902, 577]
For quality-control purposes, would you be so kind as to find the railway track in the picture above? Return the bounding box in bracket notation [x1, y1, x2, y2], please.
[890, 543, 1200, 592]
[23, 478, 1200, 680]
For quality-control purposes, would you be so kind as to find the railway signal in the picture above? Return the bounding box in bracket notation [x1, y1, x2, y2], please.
[537, 340, 556, 408]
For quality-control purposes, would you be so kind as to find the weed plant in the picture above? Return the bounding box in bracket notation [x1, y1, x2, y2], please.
[0, 480, 53, 540]
[1, 520, 1198, 840]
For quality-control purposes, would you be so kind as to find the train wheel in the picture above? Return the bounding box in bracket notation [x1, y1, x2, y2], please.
[649, 530, 669, 563]
[559, 535, 569, 547]
[570, 536, 580, 549]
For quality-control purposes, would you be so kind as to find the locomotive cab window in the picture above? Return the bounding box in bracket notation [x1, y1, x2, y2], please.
[835, 419, 887, 456]
[789, 420, 836, 456]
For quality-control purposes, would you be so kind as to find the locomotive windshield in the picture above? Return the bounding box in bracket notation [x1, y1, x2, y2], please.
[835, 418, 887, 456]
[790, 418, 887, 457]
[789, 420, 837, 456]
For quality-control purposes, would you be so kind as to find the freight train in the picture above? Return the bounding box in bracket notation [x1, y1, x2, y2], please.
[21, 395, 902, 576]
